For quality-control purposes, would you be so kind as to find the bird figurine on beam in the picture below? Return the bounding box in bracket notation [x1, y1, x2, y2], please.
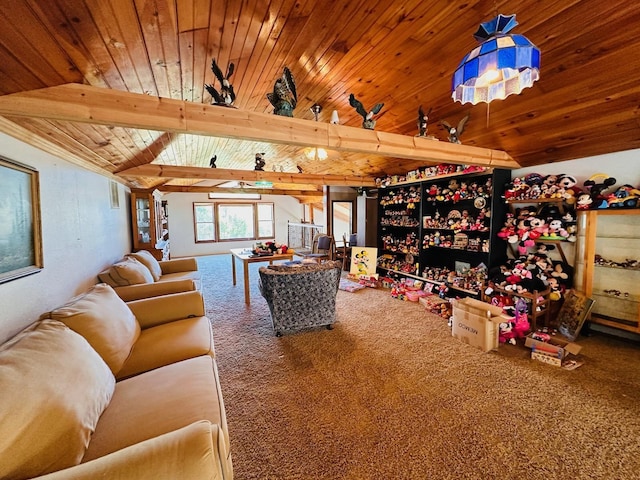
[416, 105, 437, 140]
[254, 153, 266, 171]
[441, 114, 470, 144]
[349, 94, 384, 130]
[267, 67, 297, 117]
[209, 155, 217, 168]
[205, 59, 236, 106]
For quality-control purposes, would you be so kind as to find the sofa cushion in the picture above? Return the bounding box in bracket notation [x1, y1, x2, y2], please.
[83, 356, 229, 467]
[0, 319, 115, 479]
[128, 250, 162, 281]
[156, 270, 201, 288]
[98, 257, 154, 287]
[116, 316, 214, 380]
[49, 283, 141, 375]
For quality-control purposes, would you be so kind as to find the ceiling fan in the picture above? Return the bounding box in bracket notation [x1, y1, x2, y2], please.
[355, 187, 378, 198]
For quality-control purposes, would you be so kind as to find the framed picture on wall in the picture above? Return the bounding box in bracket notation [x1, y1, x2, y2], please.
[0, 156, 43, 283]
[109, 180, 120, 209]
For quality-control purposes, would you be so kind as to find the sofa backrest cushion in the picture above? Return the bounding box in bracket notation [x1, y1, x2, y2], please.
[127, 250, 162, 281]
[0, 319, 115, 479]
[98, 256, 154, 287]
[49, 283, 141, 375]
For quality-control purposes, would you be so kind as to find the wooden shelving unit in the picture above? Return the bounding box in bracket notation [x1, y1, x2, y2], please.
[483, 286, 551, 331]
[376, 168, 509, 299]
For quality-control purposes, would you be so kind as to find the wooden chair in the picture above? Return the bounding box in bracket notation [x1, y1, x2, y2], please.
[303, 234, 335, 262]
[336, 233, 358, 270]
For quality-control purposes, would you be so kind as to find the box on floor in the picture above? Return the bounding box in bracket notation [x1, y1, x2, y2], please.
[525, 333, 582, 367]
[451, 298, 510, 352]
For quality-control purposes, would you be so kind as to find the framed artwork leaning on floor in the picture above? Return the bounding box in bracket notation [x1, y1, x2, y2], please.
[350, 247, 378, 277]
[0, 156, 43, 284]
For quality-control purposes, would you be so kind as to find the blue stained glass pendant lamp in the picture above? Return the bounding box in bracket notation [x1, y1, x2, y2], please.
[452, 14, 540, 105]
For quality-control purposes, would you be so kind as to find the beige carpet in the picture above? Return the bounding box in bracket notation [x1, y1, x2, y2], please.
[199, 254, 640, 480]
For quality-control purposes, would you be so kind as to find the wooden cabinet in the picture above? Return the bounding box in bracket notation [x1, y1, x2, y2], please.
[377, 168, 509, 298]
[131, 189, 169, 260]
[575, 209, 640, 334]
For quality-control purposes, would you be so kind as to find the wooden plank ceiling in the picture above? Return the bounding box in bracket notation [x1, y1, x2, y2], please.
[0, 0, 638, 195]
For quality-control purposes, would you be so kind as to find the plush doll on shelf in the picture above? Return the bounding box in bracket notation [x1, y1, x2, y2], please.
[513, 298, 530, 338]
[557, 174, 582, 204]
[583, 174, 617, 209]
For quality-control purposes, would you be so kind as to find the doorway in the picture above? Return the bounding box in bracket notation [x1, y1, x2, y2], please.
[332, 200, 353, 243]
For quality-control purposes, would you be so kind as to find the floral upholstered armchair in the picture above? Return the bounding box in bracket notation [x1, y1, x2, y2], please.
[258, 261, 342, 336]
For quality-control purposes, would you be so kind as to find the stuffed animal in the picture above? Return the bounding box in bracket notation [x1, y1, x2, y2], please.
[551, 261, 574, 288]
[547, 277, 562, 301]
[541, 174, 561, 198]
[557, 174, 581, 204]
[576, 192, 593, 209]
[583, 174, 617, 208]
[606, 184, 640, 208]
[513, 298, 530, 338]
[499, 321, 517, 345]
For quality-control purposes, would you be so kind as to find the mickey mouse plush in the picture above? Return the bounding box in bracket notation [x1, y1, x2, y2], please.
[583, 175, 617, 209]
[557, 174, 581, 204]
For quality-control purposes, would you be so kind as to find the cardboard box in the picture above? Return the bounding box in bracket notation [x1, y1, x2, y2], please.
[531, 349, 562, 367]
[451, 298, 508, 352]
[525, 333, 582, 361]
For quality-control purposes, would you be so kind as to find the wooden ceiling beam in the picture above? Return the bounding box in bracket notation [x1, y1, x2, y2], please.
[159, 185, 323, 196]
[0, 83, 519, 169]
[118, 165, 377, 187]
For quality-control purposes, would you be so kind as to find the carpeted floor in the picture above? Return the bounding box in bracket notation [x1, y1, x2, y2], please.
[198, 254, 640, 480]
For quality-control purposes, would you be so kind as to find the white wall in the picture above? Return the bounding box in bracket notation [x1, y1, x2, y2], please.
[164, 192, 303, 257]
[0, 133, 131, 344]
[512, 148, 640, 188]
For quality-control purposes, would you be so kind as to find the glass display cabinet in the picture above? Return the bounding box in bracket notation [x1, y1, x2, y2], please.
[575, 209, 640, 334]
[130, 189, 169, 260]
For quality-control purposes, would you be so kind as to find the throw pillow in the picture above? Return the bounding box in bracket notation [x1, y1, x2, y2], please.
[99, 256, 154, 287]
[0, 319, 115, 479]
[49, 283, 141, 375]
[128, 250, 162, 281]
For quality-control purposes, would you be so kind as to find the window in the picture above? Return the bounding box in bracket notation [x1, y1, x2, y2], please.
[194, 203, 215, 242]
[218, 204, 254, 240]
[193, 202, 274, 242]
[257, 203, 274, 237]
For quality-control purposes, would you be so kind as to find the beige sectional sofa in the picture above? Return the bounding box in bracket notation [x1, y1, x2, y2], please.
[98, 250, 201, 301]
[0, 283, 233, 480]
